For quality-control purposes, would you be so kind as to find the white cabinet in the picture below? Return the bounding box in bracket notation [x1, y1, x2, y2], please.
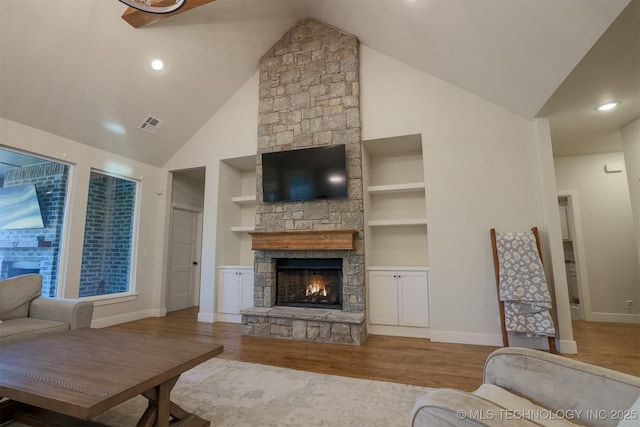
[398, 272, 430, 327]
[369, 271, 400, 325]
[368, 269, 429, 328]
[559, 205, 571, 241]
[566, 262, 579, 304]
[217, 266, 254, 322]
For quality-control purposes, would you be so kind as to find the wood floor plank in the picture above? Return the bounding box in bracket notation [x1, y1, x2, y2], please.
[563, 320, 640, 375]
[106, 308, 640, 392]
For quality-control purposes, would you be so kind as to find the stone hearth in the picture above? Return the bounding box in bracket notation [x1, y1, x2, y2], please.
[242, 306, 366, 345]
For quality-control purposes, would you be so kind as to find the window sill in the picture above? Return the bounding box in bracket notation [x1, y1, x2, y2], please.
[82, 293, 138, 306]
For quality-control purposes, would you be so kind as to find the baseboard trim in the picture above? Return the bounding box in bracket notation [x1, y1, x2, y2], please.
[430, 330, 503, 346]
[429, 330, 576, 354]
[216, 313, 242, 324]
[558, 339, 578, 354]
[91, 308, 166, 328]
[368, 324, 430, 339]
[588, 312, 640, 324]
[197, 312, 215, 323]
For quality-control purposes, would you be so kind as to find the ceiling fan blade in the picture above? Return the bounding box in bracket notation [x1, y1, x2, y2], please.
[121, 0, 216, 28]
[118, 0, 186, 15]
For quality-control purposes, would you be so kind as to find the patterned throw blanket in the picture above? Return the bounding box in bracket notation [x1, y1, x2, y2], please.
[495, 231, 556, 337]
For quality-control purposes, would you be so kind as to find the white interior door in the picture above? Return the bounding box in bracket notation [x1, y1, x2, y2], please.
[167, 207, 201, 312]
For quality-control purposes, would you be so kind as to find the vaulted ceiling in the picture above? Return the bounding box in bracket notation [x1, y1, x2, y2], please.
[0, 0, 636, 167]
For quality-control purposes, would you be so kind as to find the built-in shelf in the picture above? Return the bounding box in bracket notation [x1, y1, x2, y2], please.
[230, 225, 256, 233]
[219, 264, 253, 269]
[368, 219, 427, 227]
[367, 266, 430, 271]
[231, 195, 256, 205]
[218, 155, 257, 266]
[367, 182, 425, 194]
[363, 134, 428, 271]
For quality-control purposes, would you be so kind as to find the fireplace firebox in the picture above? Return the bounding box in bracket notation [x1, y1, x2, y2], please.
[275, 258, 342, 309]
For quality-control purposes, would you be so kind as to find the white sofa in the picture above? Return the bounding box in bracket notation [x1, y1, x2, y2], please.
[410, 347, 640, 427]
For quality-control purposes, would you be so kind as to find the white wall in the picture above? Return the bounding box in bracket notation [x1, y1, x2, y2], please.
[359, 46, 567, 347]
[555, 151, 640, 321]
[622, 118, 640, 268]
[534, 119, 575, 353]
[164, 73, 259, 321]
[165, 45, 573, 348]
[0, 118, 168, 326]
[0, 44, 577, 344]
[172, 173, 205, 208]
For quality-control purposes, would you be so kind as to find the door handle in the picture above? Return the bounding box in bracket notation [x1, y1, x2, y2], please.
[193, 261, 198, 265]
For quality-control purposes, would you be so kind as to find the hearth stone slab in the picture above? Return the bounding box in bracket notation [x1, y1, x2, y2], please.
[241, 307, 367, 345]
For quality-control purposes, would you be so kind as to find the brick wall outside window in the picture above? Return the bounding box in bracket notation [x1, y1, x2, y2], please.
[0, 162, 69, 296]
[79, 172, 136, 297]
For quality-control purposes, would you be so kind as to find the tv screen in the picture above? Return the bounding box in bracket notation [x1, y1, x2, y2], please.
[262, 145, 347, 203]
[0, 184, 45, 229]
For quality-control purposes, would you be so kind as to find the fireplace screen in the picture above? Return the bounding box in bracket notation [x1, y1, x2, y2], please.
[275, 258, 342, 309]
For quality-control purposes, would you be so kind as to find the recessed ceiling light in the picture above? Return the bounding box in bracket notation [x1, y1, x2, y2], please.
[151, 59, 164, 71]
[595, 101, 620, 111]
[102, 121, 126, 136]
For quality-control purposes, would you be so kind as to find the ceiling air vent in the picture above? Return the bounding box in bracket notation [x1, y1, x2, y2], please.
[138, 115, 165, 135]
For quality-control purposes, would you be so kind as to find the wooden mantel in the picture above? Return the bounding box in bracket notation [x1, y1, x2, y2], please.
[249, 230, 357, 251]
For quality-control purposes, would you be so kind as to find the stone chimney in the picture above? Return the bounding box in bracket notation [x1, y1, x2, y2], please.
[243, 18, 367, 344]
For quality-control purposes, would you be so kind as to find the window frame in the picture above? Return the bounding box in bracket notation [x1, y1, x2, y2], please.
[0, 146, 73, 298]
[79, 168, 142, 303]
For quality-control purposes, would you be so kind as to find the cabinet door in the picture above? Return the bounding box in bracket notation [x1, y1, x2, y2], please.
[559, 205, 571, 241]
[240, 269, 254, 310]
[398, 271, 429, 327]
[368, 271, 399, 325]
[218, 269, 241, 314]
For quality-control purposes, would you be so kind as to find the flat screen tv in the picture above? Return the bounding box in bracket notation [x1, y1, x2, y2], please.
[262, 145, 347, 203]
[0, 184, 45, 229]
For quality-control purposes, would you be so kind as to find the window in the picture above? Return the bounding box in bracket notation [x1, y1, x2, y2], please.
[79, 170, 138, 297]
[0, 148, 70, 297]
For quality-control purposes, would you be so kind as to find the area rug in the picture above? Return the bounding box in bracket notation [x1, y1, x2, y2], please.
[92, 358, 431, 427]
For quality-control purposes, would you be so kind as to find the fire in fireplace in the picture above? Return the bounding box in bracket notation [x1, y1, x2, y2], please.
[275, 258, 342, 309]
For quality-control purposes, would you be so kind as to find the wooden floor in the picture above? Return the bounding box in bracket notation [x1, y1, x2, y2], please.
[563, 320, 640, 376]
[107, 307, 639, 392]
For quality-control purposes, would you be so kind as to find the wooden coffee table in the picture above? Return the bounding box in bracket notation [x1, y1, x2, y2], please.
[0, 328, 223, 426]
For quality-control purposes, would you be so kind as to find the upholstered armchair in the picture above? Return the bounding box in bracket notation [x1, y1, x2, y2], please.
[0, 274, 94, 345]
[410, 347, 640, 427]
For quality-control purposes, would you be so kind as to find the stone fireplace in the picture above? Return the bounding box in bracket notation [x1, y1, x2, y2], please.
[241, 18, 367, 344]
